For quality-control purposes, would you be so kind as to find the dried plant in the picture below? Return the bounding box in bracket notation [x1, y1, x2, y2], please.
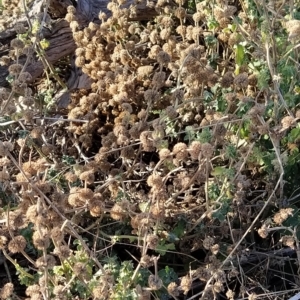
[0, 0, 300, 299]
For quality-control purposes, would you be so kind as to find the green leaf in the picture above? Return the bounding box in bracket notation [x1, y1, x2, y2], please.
[225, 144, 237, 159]
[172, 219, 186, 239]
[197, 128, 212, 143]
[211, 166, 226, 176]
[203, 90, 213, 101]
[155, 242, 175, 256]
[212, 201, 230, 221]
[207, 18, 219, 30]
[288, 127, 300, 143]
[139, 202, 149, 213]
[53, 265, 65, 276]
[40, 38, 50, 49]
[158, 266, 178, 285]
[62, 155, 76, 165]
[211, 167, 235, 179]
[184, 126, 196, 142]
[235, 44, 245, 66]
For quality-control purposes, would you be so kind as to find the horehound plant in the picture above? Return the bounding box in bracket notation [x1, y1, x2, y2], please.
[0, 0, 66, 117]
[0, 0, 300, 299]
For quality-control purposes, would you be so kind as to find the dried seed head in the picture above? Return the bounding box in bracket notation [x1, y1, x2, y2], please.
[0, 56, 11, 66]
[64, 172, 78, 183]
[75, 56, 85, 67]
[148, 45, 162, 59]
[8, 63, 23, 75]
[208, 73, 219, 87]
[150, 202, 165, 219]
[73, 262, 89, 277]
[79, 170, 95, 184]
[41, 144, 55, 156]
[0, 283, 14, 299]
[234, 72, 249, 89]
[167, 282, 180, 297]
[193, 11, 205, 23]
[51, 227, 64, 243]
[22, 46, 34, 56]
[33, 229, 50, 250]
[248, 103, 265, 116]
[26, 205, 39, 223]
[88, 22, 99, 31]
[203, 236, 214, 250]
[175, 0, 185, 5]
[120, 146, 135, 159]
[228, 32, 241, 46]
[281, 235, 295, 249]
[53, 245, 71, 261]
[152, 72, 166, 89]
[9, 210, 25, 230]
[121, 103, 133, 113]
[140, 131, 155, 152]
[225, 92, 236, 103]
[189, 141, 202, 160]
[286, 20, 300, 41]
[144, 89, 160, 103]
[98, 11, 107, 20]
[147, 174, 163, 189]
[53, 285, 64, 297]
[258, 224, 269, 239]
[68, 187, 85, 207]
[22, 161, 37, 176]
[26, 284, 40, 297]
[146, 234, 159, 249]
[140, 254, 154, 268]
[11, 38, 24, 49]
[214, 7, 224, 20]
[14, 22, 26, 34]
[23, 110, 34, 123]
[159, 148, 171, 160]
[211, 244, 220, 255]
[30, 127, 43, 139]
[67, 5, 76, 14]
[148, 274, 163, 290]
[218, 32, 229, 43]
[180, 275, 192, 295]
[77, 187, 93, 202]
[213, 281, 224, 293]
[201, 142, 214, 158]
[281, 116, 295, 129]
[157, 51, 171, 66]
[0, 169, 9, 182]
[273, 208, 294, 225]
[173, 142, 188, 160]
[36, 254, 56, 269]
[8, 235, 26, 253]
[226, 289, 235, 300]
[160, 28, 172, 40]
[220, 71, 234, 88]
[110, 203, 125, 220]
[18, 72, 32, 83]
[75, 47, 85, 57]
[0, 157, 10, 167]
[175, 7, 186, 19]
[248, 74, 257, 86]
[0, 88, 10, 100]
[0, 235, 8, 250]
[89, 197, 103, 217]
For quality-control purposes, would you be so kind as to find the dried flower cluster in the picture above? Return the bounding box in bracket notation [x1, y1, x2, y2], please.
[0, 0, 299, 298]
